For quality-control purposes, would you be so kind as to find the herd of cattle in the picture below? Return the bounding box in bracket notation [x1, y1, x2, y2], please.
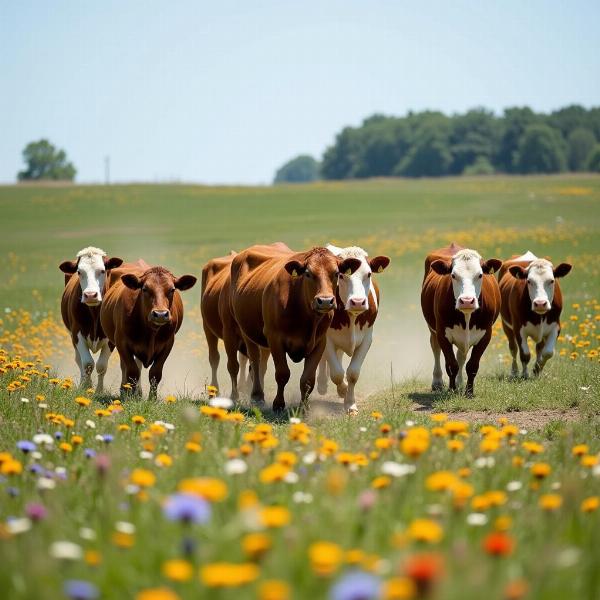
[59, 243, 572, 413]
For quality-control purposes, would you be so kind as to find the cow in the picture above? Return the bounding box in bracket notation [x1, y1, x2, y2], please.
[316, 245, 390, 414]
[421, 243, 502, 397]
[100, 260, 197, 398]
[230, 245, 361, 411]
[498, 251, 572, 378]
[59, 247, 123, 392]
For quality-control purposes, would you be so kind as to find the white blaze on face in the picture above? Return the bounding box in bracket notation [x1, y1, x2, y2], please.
[525, 259, 555, 313]
[76, 247, 108, 306]
[326, 245, 371, 313]
[451, 249, 484, 312]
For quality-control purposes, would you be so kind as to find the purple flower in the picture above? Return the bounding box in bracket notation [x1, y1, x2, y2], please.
[17, 440, 36, 453]
[102, 434, 114, 444]
[330, 571, 381, 600]
[163, 493, 211, 524]
[84, 448, 96, 459]
[64, 580, 99, 600]
[25, 503, 47, 521]
[7, 487, 19, 497]
[29, 463, 43, 474]
[54, 431, 63, 440]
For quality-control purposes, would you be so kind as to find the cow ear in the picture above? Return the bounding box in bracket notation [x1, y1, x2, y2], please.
[338, 257, 362, 276]
[174, 275, 197, 291]
[369, 255, 390, 274]
[285, 260, 305, 278]
[508, 265, 527, 279]
[430, 260, 451, 275]
[121, 274, 142, 289]
[104, 257, 123, 270]
[482, 258, 502, 275]
[59, 260, 77, 274]
[553, 263, 572, 278]
[326, 244, 343, 256]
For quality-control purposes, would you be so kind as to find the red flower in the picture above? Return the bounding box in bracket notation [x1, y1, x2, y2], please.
[483, 532, 515, 557]
[404, 552, 444, 596]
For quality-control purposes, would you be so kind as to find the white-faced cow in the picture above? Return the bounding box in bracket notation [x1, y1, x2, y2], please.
[421, 243, 502, 397]
[59, 247, 123, 391]
[316, 245, 390, 414]
[498, 251, 572, 378]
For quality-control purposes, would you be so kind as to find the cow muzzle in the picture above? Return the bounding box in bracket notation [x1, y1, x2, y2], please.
[346, 296, 367, 314]
[313, 296, 336, 313]
[82, 291, 101, 306]
[149, 309, 171, 325]
[457, 296, 478, 312]
[532, 299, 550, 314]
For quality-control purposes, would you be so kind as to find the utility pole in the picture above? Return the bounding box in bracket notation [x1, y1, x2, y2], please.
[104, 156, 110, 185]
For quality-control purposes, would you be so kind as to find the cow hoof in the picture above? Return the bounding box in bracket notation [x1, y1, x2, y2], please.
[317, 382, 328, 395]
[346, 407, 359, 416]
[272, 400, 285, 413]
[336, 383, 348, 398]
[431, 382, 444, 392]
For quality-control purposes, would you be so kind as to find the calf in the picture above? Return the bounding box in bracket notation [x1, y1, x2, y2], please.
[316, 245, 390, 414]
[59, 247, 123, 392]
[421, 243, 502, 396]
[230, 245, 361, 411]
[100, 261, 197, 397]
[499, 251, 572, 378]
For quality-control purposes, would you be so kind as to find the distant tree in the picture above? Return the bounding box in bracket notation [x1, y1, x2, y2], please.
[495, 107, 539, 172]
[548, 104, 588, 139]
[321, 127, 360, 179]
[514, 124, 567, 174]
[463, 156, 495, 175]
[17, 139, 76, 181]
[586, 145, 600, 172]
[273, 154, 320, 184]
[567, 128, 596, 171]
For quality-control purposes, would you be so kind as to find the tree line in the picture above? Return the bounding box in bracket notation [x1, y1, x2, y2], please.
[274, 105, 600, 183]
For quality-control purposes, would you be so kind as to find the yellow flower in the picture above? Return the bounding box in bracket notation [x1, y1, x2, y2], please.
[430, 413, 448, 423]
[447, 439, 464, 452]
[372, 476, 392, 489]
[242, 533, 272, 559]
[238, 489, 259, 510]
[162, 559, 193, 582]
[259, 506, 291, 528]
[522, 441, 544, 454]
[426, 471, 457, 492]
[572, 444, 589, 456]
[494, 515, 513, 531]
[185, 441, 202, 453]
[75, 396, 91, 407]
[199, 562, 259, 587]
[581, 455, 599, 467]
[345, 548, 367, 565]
[118, 424, 130, 432]
[581, 496, 599, 513]
[431, 427, 448, 438]
[530, 463, 551, 479]
[381, 577, 416, 599]
[200, 406, 227, 420]
[130, 468, 156, 488]
[539, 494, 562, 511]
[480, 438, 500, 453]
[165, 395, 177, 403]
[155, 454, 173, 467]
[71, 435, 83, 445]
[1, 459, 22, 475]
[84, 549, 102, 566]
[407, 518, 443, 544]
[375, 437, 394, 450]
[112, 531, 135, 548]
[308, 541, 343, 576]
[59, 442, 73, 453]
[444, 420, 468, 435]
[400, 436, 429, 458]
[258, 580, 290, 600]
[259, 463, 290, 483]
[136, 588, 181, 600]
[132, 415, 145, 425]
[371, 411, 383, 419]
[178, 477, 228, 502]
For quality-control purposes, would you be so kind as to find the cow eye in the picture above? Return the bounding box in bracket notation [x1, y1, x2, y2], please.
[367, 272, 372, 278]
[99, 269, 106, 275]
[451, 273, 456, 280]
[478, 273, 483, 279]
[549, 279, 555, 285]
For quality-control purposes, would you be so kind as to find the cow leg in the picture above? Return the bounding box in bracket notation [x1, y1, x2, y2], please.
[456, 348, 467, 390]
[533, 323, 559, 376]
[270, 343, 290, 412]
[76, 333, 94, 388]
[317, 354, 329, 395]
[502, 319, 519, 378]
[344, 328, 373, 415]
[437, 333, 459, 391]
[258, 347, 270, 389]
[465, 329, 492, 398]
[95, 341, 112, 393]
[222, 328, 240, 401]
[516, 329, 531, 379]
[119, 348, 141, 398]
[149, 341, 174, 400]
[134, 358, 143, 397]
[299, 338, 327, 407]
[324, 339, 345, 397]
[246, 339, 266, 404]
[430, 331, 444, 391]
[204, 324, 220, 390]
[237, 352, 248, 391]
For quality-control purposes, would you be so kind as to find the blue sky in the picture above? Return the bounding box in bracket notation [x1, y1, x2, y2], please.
[1, 0, 598, 184]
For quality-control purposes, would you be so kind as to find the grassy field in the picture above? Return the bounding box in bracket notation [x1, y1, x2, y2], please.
[1, 176, 599, 599]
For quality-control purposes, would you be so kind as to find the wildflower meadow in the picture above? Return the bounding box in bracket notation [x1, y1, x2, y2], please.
[1, 176, 599, 599]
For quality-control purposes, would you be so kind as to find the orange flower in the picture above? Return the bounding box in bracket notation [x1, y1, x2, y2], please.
[259, 506, 291, 528]
[242, 533, 272, 560]
[136, 588, 180, 600]
[483, 532, 514, 556]
[404, 552, 444, 595]
[381, 577, 416, 600]
[130, 468, 156, 488]
[178, 477, 227, 501]
[539, 494, 562, 511]
[162, 559, 193, 582]
[258, 580, 290, 600]
[309, 541, 343, 576]
[199, 562, 259, 587]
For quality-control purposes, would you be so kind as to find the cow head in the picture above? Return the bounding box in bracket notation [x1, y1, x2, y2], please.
[431, 249, 502, 314]
[284, 247, 361, 314]
[326, 244, 390, 314]
[509, 258, 572, 314]
[59, 247, 123, 306]
[121, 267, 197, 326]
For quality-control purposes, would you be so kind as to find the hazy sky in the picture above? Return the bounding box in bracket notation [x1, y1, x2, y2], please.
[1, 1, 599, 184]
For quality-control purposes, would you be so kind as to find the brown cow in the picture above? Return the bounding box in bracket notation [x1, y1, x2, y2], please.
[59, 247, 123, 392]
[230, 245, 361, 411]
[100, 260, 197, 397]
[421, 243, 502, 396]
[498, 251, 572, 378]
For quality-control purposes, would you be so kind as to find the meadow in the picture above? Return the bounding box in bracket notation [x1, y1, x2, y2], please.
[1, 175, 599, 599]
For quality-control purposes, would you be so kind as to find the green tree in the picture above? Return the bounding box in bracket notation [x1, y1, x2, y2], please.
[463, 156, 495, 175]
[586, 144, 600, 172]
[495, 107, 538, 172]
[321, 127, 361, 179]
[273, 155, 320, 184]
[514, 124, 567, 174]
[17, 139, 76, 181]
[567, 128, 596, 171]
